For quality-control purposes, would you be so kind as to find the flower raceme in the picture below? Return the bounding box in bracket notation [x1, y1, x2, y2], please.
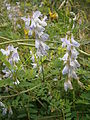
[0, 45, 20, 85]
[60, 34, 83, 91]
[21, 11, 49, 57]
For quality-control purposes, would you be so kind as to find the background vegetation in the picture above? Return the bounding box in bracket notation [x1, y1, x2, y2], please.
[0, 0, 90, 120]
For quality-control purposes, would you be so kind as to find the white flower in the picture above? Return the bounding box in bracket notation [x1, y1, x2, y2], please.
[61, 52, 68, 61]
[0, 102, 7, 116]
[21, 16, 30, 29]
[2, 69, 12, 78]
[62, 65, 69, 75]
[71, 35, 80, 47]
[1, 49, 10, 56]
[64, 80, 73, 91]
[61, 34, 81, 91]
[13, 79, 20, 85]
[31, 63, 37, 68]
[11, 49, 20, 63]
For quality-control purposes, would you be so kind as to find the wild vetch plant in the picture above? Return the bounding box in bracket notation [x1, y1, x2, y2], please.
[0, 45, 20, 85]
[21, 11, 49, 57]
[0, 1, 89, 119]
[60, 33, 83, 91]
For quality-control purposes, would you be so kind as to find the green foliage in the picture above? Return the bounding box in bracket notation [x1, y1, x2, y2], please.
[0, 0, 90, 120]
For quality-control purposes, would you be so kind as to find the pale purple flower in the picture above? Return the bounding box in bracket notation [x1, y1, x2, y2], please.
[64, 80, 73, 91]
[13, 79, 20, 85]
[0, 49, 10, 56]
[61, 34, 81, 91]
[62, 65, 69, 75]
[71, 35, 80, 47]
[21, 16, 30, 29]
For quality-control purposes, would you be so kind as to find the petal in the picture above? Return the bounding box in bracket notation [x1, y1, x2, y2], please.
[68, 80, 73, 90]
[40, 33, 49, 41]
[64, 82, 68, 91]
[62, 65, 69, 75]
[71, 36, 80, 47]
[35, 39, 40, 48]
[0, 49, 10, 56]
[71, 71, 78, 79]
[33, 11, 41, 18]
[62, 52, 68, 61]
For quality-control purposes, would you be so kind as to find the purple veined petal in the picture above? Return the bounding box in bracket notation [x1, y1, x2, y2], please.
[36, 23, 45, 32]
[62, 42, 66, 48]
[38, 18, 47, 26]
[71, 48, 79, 59]
[41, 41, 49, 50]
[64, 82, 69, 91]
[0, 49, 10, 56]
[40, 33, 49, 41]
[62, 65, 69, 75]
[33, 11, 42, 18]
[71, 36, 80, 47]
[25, 17, 30, 27]
[35, 39, 40, 48]
[21, 16, 30, 27]
[7, 45, 15, 51]
[8, 58, 13, 65]
[30, 19, 36, 28]
[70, 70, 78, 79]
[62, 52, 68, 61]
[21, 16, 27, 21]
[31, 55, 35, 62]
[61, 38, 65, 42]
[11, 51, 20, 63]
[31, 63, 37, 68]
[70, 59, 80, 70]
[67, 44, 71, 51]
[74, 60, 80, 68]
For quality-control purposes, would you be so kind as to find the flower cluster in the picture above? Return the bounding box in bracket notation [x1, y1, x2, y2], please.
[0, 101, 13, 116]
[5, 2, 21, 28]
[60, 34, 83, 91]
[0, 45, 20, 85]
[21, 11, 49, 57]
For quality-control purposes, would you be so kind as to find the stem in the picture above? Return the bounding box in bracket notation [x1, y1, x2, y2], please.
[0, 39, 34, 45]
[0, 84, 41, 99]
[41, 57, 44, 82]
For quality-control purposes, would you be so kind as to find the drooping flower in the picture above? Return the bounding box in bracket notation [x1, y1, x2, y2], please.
[29, 11, 49, 57]
[0, 45, 20, 85]
[0, 102, 7, 116]
[60, 34, 83, 91]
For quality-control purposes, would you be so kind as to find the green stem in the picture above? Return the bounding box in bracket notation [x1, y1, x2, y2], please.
[0, 39, 34, 45]
[0, 84, 41, 99]
[41, 57, 44, 82]
[77, 48, 90, 57]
